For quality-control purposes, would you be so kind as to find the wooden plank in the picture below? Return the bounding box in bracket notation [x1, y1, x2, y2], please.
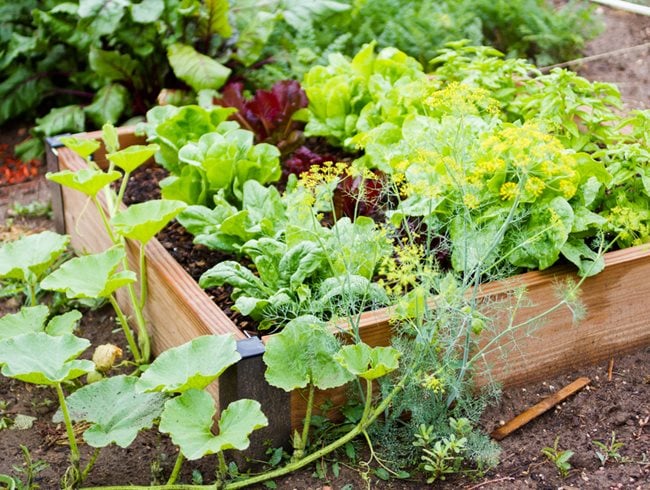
[491, 377, 591, 440]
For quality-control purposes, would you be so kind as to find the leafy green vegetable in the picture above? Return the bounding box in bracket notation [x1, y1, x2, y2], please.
[263, 315, 354, 391]
[167, 43, 231, 93]
[159, 390, 268, 460]
[136, 335, 240, 393]
[55, 375, 167, 448]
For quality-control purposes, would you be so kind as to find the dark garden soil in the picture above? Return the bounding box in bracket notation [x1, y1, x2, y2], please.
[1, 4, 650, 489]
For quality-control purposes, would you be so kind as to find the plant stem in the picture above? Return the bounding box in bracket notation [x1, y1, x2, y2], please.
[138, 242, 148, 309]
[125, 281, 150, 363]
[55, 383, 80, 468]
[295, 383, 315, 459]
[27, 281, 37, 306]
[91, 196, 117, 243]
[79, 377, 406, 490]
[167, 452, 184, 485]
[81, 448, 101, 482]
[217, 452, 228, 479]
[114, 171, 131, 217]
[108, 295, 142, 364]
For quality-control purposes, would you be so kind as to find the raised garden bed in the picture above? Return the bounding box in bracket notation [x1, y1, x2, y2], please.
[47, 126, 650, 434]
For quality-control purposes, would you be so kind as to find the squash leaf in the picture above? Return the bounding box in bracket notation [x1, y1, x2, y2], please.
[0, 231, 69, 283]
[55, 375, 167, 448]
[111, 199, 187, 244]
[107, 144, 160, 173]
[136, 335, 240, 393]
[0, 333, 93, 385]
[263, 315, 353, 391]
[159, 390, 267, 460]
[40, 246, 136, 299]
[334, 343, 400, 380]
[47, 168, 122, 198]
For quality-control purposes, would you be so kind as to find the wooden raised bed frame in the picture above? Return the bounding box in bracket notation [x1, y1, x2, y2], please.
[47, 127, 650, 438]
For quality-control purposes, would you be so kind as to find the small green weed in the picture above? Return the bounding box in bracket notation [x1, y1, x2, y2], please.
[541, 437, 574, 478]
[8, 445, 49, 490]
[593, 432, 626, 465]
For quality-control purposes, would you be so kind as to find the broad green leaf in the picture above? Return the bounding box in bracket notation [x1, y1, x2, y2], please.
[0, 306, 49, 340]
[102, 123, 120, 154]
[168, 43, 231, 92]
[111, 200, 187, 244]
[33, 105, 85, 137]
[84, 84, 130, 127]
[0, 333, 93, 385]
[45, 310, 83, 336]
[561, 238, 605, 277]
[47, 168, 122, 198]
[159, 390, 267, 460]
[263, 316, 354, 391]
[231, 4, 277, 67]
[107, 144, 160, 173]
[40, 246, 136, 299]
[0, 231, 69, 282]
[199, 0, 232, 38]
[89, 47, 139, 83]
[55, 375, 166, 448]
[199, 261, 268, 295]
[136, 335, 240, 393]
[130, 0, 165, 23]
[334, 343, 400, 380]
[79, 0, 130, 36]
[59, 137, 101, 159]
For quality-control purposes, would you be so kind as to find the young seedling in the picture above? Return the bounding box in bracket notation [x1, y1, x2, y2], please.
[0, 332, 95, 486]
[0, 231, 69, 305]
[541, 437, 574, 478]
[593, 432, 626, 465]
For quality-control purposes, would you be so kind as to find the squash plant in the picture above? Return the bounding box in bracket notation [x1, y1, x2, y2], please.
[46, 124, 187, 363]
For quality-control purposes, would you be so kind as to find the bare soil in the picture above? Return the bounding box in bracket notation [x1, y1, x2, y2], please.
[1, 4, 649, 489]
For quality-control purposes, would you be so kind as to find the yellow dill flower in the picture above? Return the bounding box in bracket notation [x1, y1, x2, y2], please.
[499, 181, 518, 200]
[558, 179, 577, 199]
[421, 373, 445, 394]
[463, 193, 480, 210]
[524, 176, 545, 198]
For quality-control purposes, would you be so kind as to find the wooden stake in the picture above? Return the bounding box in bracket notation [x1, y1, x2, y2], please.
[608, 358, 615, 381]
[491, 377, 591, 441]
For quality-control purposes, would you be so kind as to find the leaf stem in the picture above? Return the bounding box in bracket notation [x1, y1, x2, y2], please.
[91, 196, 117, 243]
[167, 452, 184, 486]
[108, 294, 142, 364]
[55, 383, 80, 467]
[295, 383, 315, 460]
[114, 171, 131, 217]
[138, 242, 148, 309]
[81, 448, 101, 482]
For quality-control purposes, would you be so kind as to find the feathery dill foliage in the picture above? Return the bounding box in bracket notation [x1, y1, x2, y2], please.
[248, 0, 600, 87]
